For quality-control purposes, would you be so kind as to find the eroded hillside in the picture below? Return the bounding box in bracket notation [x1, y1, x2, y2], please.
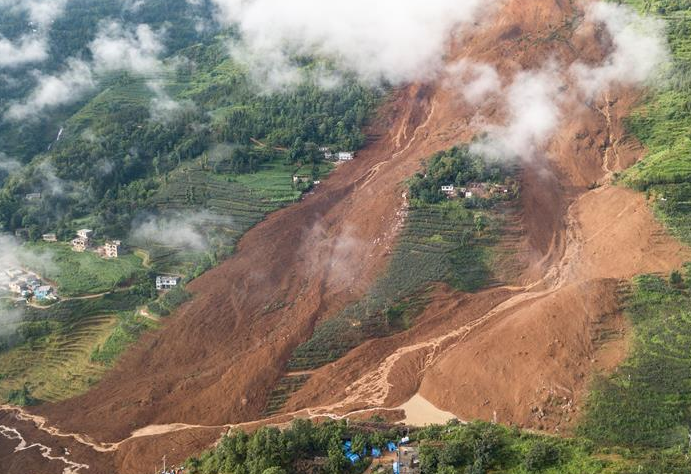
[1, 0, 687, 473]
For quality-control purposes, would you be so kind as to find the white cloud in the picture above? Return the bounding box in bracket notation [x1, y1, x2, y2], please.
[0, 0, 70, 69]
[147, 79, 196, 122]
[571, 2, 670, 98]
[5, 59, 95, 120]
[0, 34, 49, 69]
[129, 211, 232, 251]
[445, 59, 502, 105]
[0, 0, 69, 25]
[91, 22, 166, 76]
[5, 22, 168, 121]
[212, 0, 494, 87]
[0, 153, 21, 175]
[471, 64, 563, 161]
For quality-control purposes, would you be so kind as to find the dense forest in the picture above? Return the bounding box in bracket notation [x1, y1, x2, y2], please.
[0, 32, 380, 239]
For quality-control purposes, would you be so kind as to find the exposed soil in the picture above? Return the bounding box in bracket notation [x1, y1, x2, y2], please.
[2, 0, 689, 473]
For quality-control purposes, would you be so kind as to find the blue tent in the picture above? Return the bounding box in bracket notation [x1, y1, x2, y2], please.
[393, 461, 400, 474]
[343, 440, 352, 452]
[347, 452, 360, 464]
[371, 447, 382, 458]
[387, 441, 397, 452]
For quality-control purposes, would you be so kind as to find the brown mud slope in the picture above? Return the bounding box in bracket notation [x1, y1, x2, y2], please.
[2, 0, 689, 472]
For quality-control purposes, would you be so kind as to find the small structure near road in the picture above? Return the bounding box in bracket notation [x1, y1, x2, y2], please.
[34, 285, 54, 300]
[338, 151, 355, 161]
[25, 192, 42, 201]
[156, 275, 181, 291]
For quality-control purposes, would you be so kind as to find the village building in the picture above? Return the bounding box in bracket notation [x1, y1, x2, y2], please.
[71, 237, 89, 252]
[76, 229, 93, 240]
[440, 184, 456, 197]
[100, 240, 122, 259]
[25, 193, 42, 201]
[156, 275, 181, 291]
[292, 175, 311, 184]
[337, 152, 354, 161]
[42, 233, 58, 242]
[34, 285, 53, 300]
[72, 229, 93, 252]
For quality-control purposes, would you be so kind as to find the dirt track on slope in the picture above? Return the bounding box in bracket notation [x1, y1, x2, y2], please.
[2, 0, 689, 472]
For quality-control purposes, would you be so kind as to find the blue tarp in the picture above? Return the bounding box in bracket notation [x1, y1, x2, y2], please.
[347, 453, 360, 464]
[387, 441, 397, 452]
[393, 461, 400, 474]
[372, 448, 382, 458]
[343, 441, 352, 453]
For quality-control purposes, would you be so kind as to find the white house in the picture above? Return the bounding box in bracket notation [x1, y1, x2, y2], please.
[25, 193, 41, 201]
[76, 229, 93, 240]
[337, 152, 354, 161]
[156, 275, 181, 291]
[42, 233, 58, 242]
[441, 185, 456, 197]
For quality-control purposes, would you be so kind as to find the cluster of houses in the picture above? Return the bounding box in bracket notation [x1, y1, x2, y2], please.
[320, 147, 355, 162]
[440, 182, 511, 200]
[41, 229, 123, 259]
[341, 436, 419, 473]
[4, 268, 55, 302]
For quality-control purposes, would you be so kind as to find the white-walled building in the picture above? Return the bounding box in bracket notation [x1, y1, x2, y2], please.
[156, 275, 181, 291]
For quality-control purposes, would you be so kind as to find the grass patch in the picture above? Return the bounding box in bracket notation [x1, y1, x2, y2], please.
[617, 1, 691, 244]
[579, 273, 691, 448]
[26, 242, 147, 297]
[90, 312, 157, 366]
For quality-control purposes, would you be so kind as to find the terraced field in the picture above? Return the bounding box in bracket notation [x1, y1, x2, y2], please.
[0, 314, 116, 403]
[139, 157, 324, 275]
[288, 200, 521, 371]
[0, 290, 151, 404]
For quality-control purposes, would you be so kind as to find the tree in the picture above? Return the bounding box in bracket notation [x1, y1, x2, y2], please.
[351, 433, 366, 455]
[326, 438, 348, 474]
[524, 440, 560, 471]
[670, 270, 684, 287]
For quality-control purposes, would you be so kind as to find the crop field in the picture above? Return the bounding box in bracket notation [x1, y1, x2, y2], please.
[289, 200, 520, 370]
[26, 242, 147, 297]
[580, 273, 691, 448]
